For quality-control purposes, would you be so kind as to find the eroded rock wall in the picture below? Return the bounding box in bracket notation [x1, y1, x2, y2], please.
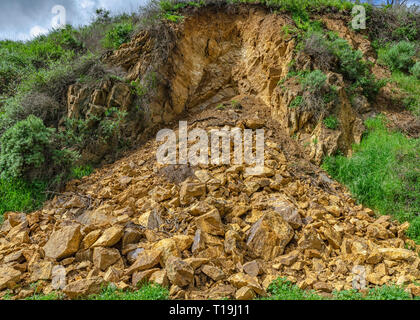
[105, 6, 377, 163]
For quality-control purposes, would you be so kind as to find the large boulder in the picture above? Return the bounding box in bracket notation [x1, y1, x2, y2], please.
[247, 211, 294, 260]
[43, 225, 82, 260]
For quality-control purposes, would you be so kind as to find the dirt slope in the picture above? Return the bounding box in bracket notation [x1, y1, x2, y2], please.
[0, 6, 419, 300]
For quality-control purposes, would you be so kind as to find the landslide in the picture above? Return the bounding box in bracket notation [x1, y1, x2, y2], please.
[0, 4, 419, 300]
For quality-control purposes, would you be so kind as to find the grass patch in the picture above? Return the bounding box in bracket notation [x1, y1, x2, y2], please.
[262, 278, 324, 300]
[263, 278, 418, 300]
[69, 165, 94, 180]
[390, 71, 420, 117]
[87, 283, 169, 300]
[24, 292, 62, 300]
[4, 283, 169, 300]
[322, 115, 420, 242]
[324, 115, 339, 129]
[0, 179, 47, 220]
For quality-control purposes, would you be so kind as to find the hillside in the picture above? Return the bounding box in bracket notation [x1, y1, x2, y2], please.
[0, 0, 419, 300]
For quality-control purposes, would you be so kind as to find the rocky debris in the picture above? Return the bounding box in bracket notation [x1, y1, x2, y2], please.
[1, 106, 419, 300]
[247, 211, 294, 260]
[235, 286, 256, 300]
[0, 267, 21, 290]
[93, 247, 121, 271]
[0, 8, 419, 300]
[30, 261, 53, 282]
[126, 250, 161, 276]
[195, 209, 224, 236]
[63, 277, 104, 299]
[202, 265, 226, 281]
[91, 226, 124, 248]
[228, 273, 265, 296]
[166, 256, 194, 288]
[43, 225, 82, 260]
[51, 265, 67, 290]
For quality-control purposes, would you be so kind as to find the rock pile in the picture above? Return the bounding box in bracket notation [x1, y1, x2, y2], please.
[0, 97, 419, 300]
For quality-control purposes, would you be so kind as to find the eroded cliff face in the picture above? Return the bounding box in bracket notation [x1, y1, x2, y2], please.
[103, 6, 381, 164]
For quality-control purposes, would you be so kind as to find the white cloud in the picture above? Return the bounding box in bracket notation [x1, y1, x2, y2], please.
[29, 25, 49, 38]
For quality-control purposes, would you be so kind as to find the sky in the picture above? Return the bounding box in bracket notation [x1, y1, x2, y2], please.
[0, 0, 418, 41]
[0, 0, 148, 41]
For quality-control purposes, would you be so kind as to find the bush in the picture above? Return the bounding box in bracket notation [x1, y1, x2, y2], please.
[0, 115, 55, 181]
[329, 37, 366, 81]
[102, 22, 133, 49]
[322, 115, 420, 242]
[0, 115, 79, 183]
[378, 41, 416, 72]
[303, 32, 336, 71]
[301, 70, 327, 92]
[410, 61, 420, 79]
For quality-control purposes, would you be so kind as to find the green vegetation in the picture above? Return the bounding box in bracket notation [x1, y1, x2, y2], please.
[87, 283, 169, 300]
[231, 0, 357, 14]
[263, 278, 418, 300]
[410, 62, 420, 79]
[290, 95, 303, 109]
[25, 292, 63, 300]
[391, 71, 420, 117]
[69, 165, 94, 180]
[323, 115, 339, 129]
[262, 278, 323, 300]
[3, 283, 169, 300]
[102, 22, 133, 49]
[303, 30, 385, 100]
[0, 179, 47, 218]
[378, 41, 417, 72]
[0, 9, 151, 218]
[300, 70, 327, 92]
[0, 115, 78, 183]
[322, 116, 420, 243]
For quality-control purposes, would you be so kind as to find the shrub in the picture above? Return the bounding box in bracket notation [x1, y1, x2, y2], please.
[378, 41, 416, 72]
[301, 70, 327, 92]
[329, 37, 366, 81]
[410, 61, 420, 79]
[0, 115, 79, 183]
[303, 32, 335, 71]
[391, 70, 420, 117]
[102, 22, 133, 49]
[0, 115, 55, 181]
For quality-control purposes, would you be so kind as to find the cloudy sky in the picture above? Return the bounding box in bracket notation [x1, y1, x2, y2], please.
[0, 0, 148, 41]
[0, 0, 417, 41]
